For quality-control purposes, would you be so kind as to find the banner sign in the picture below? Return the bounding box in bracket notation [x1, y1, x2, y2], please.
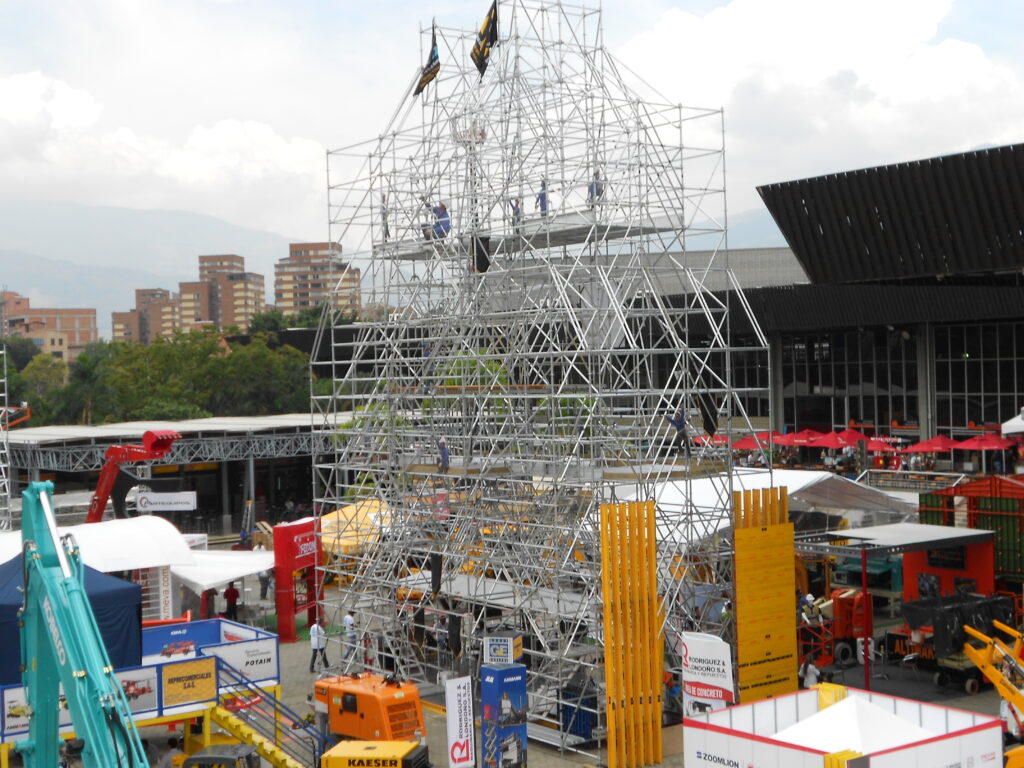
[481, 664, 527, 768]
[444, 675, 476, 768]
[161, 657, 217, 708]
[200, 637, 278, 684]
[680, 631, 734, 715]
[483, 633, 522, 664]
[137, 491, 197, 512]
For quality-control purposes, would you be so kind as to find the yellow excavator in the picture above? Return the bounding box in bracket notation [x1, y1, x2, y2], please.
[962, 620, 1024, 767]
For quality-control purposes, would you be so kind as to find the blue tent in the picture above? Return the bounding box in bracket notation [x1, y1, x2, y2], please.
[0, 554, 142, 686]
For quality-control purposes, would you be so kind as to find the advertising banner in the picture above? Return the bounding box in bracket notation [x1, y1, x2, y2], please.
[445, 675, 476, 768]
[161, 657, 217, 709]
[480, 663, 527, 768]
[483, 633, 523, 664]
[116, 666, 160, 717]
[201, 637, 278, 683]
[680, 631, 734, 715]
[137, 491, 197, 512]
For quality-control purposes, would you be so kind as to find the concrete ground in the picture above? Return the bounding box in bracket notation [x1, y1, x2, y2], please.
[136, 596, 1005, 767]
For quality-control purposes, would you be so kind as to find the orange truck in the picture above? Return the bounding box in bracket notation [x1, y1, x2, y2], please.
[312, 673, 426, 742]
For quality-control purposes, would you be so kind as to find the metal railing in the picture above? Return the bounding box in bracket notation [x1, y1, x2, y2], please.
[213, 657, 326, 767]
[855, 469, 968, 493]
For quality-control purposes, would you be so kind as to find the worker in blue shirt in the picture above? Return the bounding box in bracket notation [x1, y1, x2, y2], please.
[437, 439, 450, 474]
[587, 171, 604, 208]
[665, 410, 691, 458]
[421, 198, 451, 240]
[535, 180, 549, 217]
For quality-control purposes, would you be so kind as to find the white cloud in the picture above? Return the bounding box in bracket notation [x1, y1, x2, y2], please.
[616, 0, 1024, 210]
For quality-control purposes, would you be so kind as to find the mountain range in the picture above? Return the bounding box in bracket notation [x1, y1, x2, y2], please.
[0, 201, 784, 339]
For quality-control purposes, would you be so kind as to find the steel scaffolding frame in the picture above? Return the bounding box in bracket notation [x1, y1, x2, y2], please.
[0, 350, 10, 530]
[313, 0, 769, 755]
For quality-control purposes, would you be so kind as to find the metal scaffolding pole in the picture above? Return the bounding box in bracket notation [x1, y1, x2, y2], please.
[312, 0, 769, 757]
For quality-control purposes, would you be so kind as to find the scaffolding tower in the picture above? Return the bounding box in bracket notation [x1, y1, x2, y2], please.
[312, 0, 770, 755]
[0, 349, 10, 530]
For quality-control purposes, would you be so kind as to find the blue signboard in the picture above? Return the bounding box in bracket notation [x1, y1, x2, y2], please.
[480, 663, 527, 768]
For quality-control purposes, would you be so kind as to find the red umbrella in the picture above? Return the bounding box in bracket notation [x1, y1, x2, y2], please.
[693, 434, 729, 446]
[866, 439, 898, 453]
[953, 433, 1015, 474]
[953, 434, 1015, 451]
[902, 435, 960, 453]
[775, 429, 825, 446]
[808, 432, 852, 450]
[733, 438, 770, 450]
[837, 428, 871, 444]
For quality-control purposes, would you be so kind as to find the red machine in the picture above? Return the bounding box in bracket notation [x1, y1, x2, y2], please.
[85, 430, 181, 523]
[0, 402, 30, 430]
[119, 679, 153, 699]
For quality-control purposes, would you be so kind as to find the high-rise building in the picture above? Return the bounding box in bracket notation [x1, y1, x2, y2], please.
[197, 255, 265, 330]
[275, 242, 360, 316]
[112, 255, 267, 342]
[1, 291, 98, 361]
[178, 281, 215, 331]
[111, 289, 180, 345]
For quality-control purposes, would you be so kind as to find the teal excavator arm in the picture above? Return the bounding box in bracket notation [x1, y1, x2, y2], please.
[16, 481, 148, 768]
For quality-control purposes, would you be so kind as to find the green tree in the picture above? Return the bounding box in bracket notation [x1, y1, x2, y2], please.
[1, 337, 41, 371]
[52, 341, 118, 424]
[206, 338, 310, 415]
[20, 354, 67, 421]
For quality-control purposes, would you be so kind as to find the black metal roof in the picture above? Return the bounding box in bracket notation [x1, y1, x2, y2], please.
[757, 144, 1024, 284]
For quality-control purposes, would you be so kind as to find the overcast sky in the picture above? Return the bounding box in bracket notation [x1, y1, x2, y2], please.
[2, 0, 1023, 242]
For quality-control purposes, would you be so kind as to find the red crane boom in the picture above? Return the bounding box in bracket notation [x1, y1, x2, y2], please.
[85, 430, 181, 523]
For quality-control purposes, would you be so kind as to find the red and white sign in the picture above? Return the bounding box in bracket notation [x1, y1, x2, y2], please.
[444, 675, 476, 768]
[680, 631, 734, 715]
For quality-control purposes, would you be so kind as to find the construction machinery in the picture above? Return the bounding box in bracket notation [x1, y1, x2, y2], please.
[312, 673, 426, 742]
[85, 429, 181, 522]
[321, 741, 429, 768]
[0, 401, 30, 429]
[181, 744, 261, 768]
[17, 480, 149, 767]
[963, 620, 1024, 765]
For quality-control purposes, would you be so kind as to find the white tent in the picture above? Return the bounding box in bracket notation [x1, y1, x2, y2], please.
[1003, 409, 1024, 436]
[170, 550, 275, 593]
[771, 695, 936, 753]
[0, 515, 196, 571]
[620, 469, 916, 544]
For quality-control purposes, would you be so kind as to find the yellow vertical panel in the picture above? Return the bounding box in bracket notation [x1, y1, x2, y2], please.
[600, 503, 617, 768]
[612, 503, 627, 768]
[628, 502, 646, 764]
[634, 501, 653, 764]
[647, 499, 663, 764]
[617, 503, 636, 767]
[735, 515, 799, 703]
[732, 490, 742, 528]
[781, 486, 789, 525]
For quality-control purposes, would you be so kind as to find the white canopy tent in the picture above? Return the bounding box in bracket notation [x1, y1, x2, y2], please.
[0, 515, 196, 571]
[171, 550, 275, 594]
[620, 469, 917, 544]
[1002, 408, 1024, 436]
[772, 695, 936, 753]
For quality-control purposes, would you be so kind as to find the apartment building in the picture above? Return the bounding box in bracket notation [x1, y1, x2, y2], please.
[275, 242, 360, 316]
[1, 291, 98, 361]
[112, 255, 266, 342]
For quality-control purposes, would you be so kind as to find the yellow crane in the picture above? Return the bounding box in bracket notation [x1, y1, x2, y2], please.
[962, 620, 1024, 767]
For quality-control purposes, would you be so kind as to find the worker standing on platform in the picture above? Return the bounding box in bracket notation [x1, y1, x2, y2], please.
[223, 582, 239, 621]
[535, 180, 550, 217]
[437, 438, 450, 474]
[310, 617, 329, 673]
[510, 197, 523, 235]
[665, 410, 691, 458]
[381, 194, 390, 241]
[587, 170, 604, 208]
[343, 610, 357, 660]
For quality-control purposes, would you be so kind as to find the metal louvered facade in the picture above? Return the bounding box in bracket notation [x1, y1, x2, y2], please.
[758, 143, 1024, 284]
